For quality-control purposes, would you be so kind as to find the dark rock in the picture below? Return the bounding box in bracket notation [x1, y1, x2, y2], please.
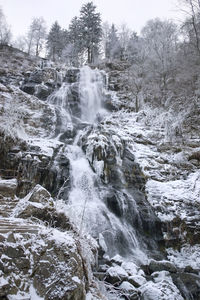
[34, 84, 52, 100]
[29, 70, 43, 84]
[128, 275, 147, 288]
[0, 260, 4, 272]
[148, 259, 177, 274]
[14, 257, 30, 271]
[184, 265, 199, 275]
[33, 239, 86, 300]
[7, 233, 16, 243]
[17, 200, 72, 231]
[28, 184, 51, 205]
[59, 127, 77, 141]
[188, 151, 200, 161]
[0, 235, 6, 243]
[103, 93, 118, 111]
[122, 150, 145, 190]
[105, 266, 129, 285]
[0, 279, 9, 298]
[119, 281, 139, 300]
[5, 246, 25, 259]
[21, 82, 35, 95]
[106, 192, 123, 217]
[110, 255, 123, 266]
[172, 272, 200, 300]
[64, 68, 80, 83]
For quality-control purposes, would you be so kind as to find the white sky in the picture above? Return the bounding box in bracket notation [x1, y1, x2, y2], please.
[0, 0, 182, 38]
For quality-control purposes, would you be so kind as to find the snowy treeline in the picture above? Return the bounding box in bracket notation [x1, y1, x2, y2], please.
[1, 1, 200, 110]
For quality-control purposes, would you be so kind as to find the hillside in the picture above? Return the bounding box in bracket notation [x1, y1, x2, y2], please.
[0, 46, 200, 300]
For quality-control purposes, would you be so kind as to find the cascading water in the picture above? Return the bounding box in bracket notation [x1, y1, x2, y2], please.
[47, 83, 73, 138]
[79, 65, 107, 123]
[65, 141, 146, 260]
[50, 65, 147, 262]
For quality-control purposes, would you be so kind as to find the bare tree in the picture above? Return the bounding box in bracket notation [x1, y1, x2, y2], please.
[13, 35, 27, 52]
[118, 23, 131, 60]
[141, 18, 178, 105]
[179, 0, 200, 56]
[0, 7, 12, 45]
[27, 17, 47, 56]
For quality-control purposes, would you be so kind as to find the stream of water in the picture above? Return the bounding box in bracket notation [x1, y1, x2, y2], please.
[49, 66, 147, 262]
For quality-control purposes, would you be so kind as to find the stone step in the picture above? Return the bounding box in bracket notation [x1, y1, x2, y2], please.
[0, 202, 18, 208]
[0, 196, 19, 217]
[0, 218, 39, 235]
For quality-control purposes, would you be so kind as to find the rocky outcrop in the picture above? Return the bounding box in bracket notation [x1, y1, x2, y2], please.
[79, 124, 164, 253]
[0, 182, 103, 299]
[21, 68, 63, 100]
[0, 45, 40, 86]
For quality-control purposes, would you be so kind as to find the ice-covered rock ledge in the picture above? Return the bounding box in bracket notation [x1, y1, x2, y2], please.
[79, 108, 200, 251]
[0, 183, 103, 299]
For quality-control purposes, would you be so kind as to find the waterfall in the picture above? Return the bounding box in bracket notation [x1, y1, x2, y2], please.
[47, 83, 72, 138]
[65, 142, 146, 261]
[49, 66, 147, 261]
[79, 66, 106, 123]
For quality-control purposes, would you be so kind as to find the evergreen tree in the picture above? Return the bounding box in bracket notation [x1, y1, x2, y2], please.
[79, 2, 102, 63]
[126, 32, 139, 62]
[67, 16, 83, 66]
[47, 21, 64, 61]
[106, 24, 121, 60]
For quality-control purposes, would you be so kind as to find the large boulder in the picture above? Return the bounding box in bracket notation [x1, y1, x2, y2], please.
[105, 266, 129, 284]
[148, 259, 177, 274]
[128, 275, 147, 288]
[0, 179, 17, 197]
[171, 272, 200, 300]
[0, 228, 90, 299]
[139, 275, 184, 300]
[119, 281, 139, 300]
[28, 184, 52, 205]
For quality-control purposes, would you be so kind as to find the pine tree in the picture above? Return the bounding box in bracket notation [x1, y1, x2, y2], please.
[106, 24, 121, 60]
[47, 21, 64, 61]
[79, 2, 102, 63]
[66, 16, 83, 66]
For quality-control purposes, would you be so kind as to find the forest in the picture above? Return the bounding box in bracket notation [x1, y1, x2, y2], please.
[1, 0, 200, 112]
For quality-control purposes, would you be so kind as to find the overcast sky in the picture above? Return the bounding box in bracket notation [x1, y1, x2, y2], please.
[0, 0, 181, 38]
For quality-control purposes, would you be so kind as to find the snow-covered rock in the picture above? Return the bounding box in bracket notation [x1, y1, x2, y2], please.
[119, 281, 139, 299]
[121, 261, 139, 276]
[105, 265, 129, 284]
[148, 259, 177, 274]
[139, 280, 184, 300]
[128, 275, 147, 287]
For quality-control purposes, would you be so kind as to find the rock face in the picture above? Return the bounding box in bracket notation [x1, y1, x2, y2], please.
[0, 183, 102, 299]
[1, 48, 200, 299]
[0, 45, 40, 86]
[21, 68, 61, 100]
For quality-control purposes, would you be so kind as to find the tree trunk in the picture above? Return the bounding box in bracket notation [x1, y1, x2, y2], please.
[36, 42, 39, 56]
[135, 95, 139, 112]
[87, 47, 91, 63]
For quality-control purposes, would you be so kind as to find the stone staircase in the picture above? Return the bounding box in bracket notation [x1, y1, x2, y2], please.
[0, 195, 19, 218]
[0, 178, 39, 237]
[0, 217, 39, 235]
